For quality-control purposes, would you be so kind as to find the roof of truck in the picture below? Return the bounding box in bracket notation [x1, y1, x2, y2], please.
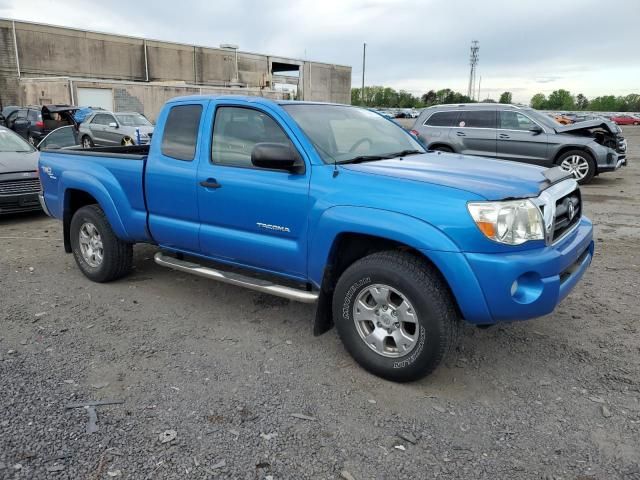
[166, 95, 345, 107]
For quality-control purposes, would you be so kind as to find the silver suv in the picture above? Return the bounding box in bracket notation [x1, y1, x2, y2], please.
[79, 111, 154, 148]
[412, 104, 627, 184]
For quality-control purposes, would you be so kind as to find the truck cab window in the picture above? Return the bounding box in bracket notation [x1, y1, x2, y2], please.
[161, 104, 203, 161]
[212, 107, 293, 168]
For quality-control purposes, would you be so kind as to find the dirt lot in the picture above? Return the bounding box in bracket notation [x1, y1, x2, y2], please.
[1, 128, 639, 479]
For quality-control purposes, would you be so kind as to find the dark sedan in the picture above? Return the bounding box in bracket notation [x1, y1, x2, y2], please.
[0, 126, 41, 215]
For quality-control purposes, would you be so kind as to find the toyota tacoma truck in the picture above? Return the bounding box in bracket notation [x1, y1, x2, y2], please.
[38, 96, 594, 382]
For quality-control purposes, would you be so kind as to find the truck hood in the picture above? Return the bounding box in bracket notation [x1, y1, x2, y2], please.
[342, 152, 559, 200]
[0, 150, 39, 174]
[555, 119, 619, 135]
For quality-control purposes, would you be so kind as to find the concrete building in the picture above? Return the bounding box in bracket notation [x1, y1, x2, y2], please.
[0, 19, 351, 120]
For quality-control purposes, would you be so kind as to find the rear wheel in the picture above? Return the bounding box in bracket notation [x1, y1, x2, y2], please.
[556, 150, 596, 184]
[70, 205, 133, 282]
[121, 136, 135, 146]
[332, 250, 460, 382]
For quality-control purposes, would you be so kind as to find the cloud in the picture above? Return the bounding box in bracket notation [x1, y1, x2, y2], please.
[2, 0, 639, 103]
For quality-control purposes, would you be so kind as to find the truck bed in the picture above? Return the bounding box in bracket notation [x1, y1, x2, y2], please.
[39, 145, 151, 243]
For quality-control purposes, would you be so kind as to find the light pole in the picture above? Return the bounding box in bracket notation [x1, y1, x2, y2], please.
[220, 43, 239, 84]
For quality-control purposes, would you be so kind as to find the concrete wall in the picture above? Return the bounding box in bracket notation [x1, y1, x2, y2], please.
[303, 63, 352, 104]
[0, 19, 351, 106]
[0, 20, 20, 107]
[19, 78, 286, 122]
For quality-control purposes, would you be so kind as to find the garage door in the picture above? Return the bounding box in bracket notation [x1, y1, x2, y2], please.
[77, 88, 114, 110]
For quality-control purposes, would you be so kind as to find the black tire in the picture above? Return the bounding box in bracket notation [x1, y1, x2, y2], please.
[70, 205, 133, 282]
[82, 135, 94, 149]
[555, 149, 596, 185]
[431, 145, 453, 153]
[332, 250, 460, 382]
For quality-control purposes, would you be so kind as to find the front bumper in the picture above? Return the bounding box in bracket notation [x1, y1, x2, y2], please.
[0, 192, 42, 215]
[424, 217, 594, 324]
[598, 154, 627, 172]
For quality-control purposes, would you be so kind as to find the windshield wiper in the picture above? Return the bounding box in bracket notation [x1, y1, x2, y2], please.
[336, 150, 424, 165]
[336, 155, 390, 165]
[386, 149, 423, 158]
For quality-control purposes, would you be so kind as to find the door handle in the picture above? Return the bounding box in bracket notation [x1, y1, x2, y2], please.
[200, 179, 222, 189]
[499, 134, 510, 139]
[455, 131, 466, 136]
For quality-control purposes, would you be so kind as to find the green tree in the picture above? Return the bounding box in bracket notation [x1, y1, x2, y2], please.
[499, 91, 513, 104]
[530, 93, 547, 109]
[589, 95, 618, 111]
[575, 93, 589, 110]
[421, 90, 437, 106]
[546, 89, 575, 110]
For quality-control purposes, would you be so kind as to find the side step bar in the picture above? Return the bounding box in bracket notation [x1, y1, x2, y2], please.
[154, 252, 319, 304]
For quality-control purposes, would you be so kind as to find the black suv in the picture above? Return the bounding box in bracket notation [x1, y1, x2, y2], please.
[5, 105, 78, 146]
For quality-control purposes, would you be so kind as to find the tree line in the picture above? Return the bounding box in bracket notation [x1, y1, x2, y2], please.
[529, 90, 640, 112]
[351, 86, 474, 108]
[351, 86, 640, 112]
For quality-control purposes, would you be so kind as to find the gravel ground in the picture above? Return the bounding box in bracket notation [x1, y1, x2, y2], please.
[1, 127, 639, 480]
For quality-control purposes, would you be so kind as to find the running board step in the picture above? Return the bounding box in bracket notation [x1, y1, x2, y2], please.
[154, 252, 318, 304]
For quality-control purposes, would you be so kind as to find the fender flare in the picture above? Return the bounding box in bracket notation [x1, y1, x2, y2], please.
[308, 205, 461, 286]
[60, 170, 131, 242]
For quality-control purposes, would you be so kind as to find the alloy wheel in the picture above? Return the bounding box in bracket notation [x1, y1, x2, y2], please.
[560, 155, 590, 181]
[352, 284, 420, 358]
[78, 222, 104, 267]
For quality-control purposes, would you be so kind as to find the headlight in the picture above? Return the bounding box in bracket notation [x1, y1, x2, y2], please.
[467, 200, 544, 245]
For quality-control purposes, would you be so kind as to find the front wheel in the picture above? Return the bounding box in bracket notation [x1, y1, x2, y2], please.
[333, 251, 460, 382]
[556, 150, 596, 184]
[70, 205, 133, 282]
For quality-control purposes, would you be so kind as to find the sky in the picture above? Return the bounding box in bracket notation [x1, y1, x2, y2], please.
[1, 0, 639, 103]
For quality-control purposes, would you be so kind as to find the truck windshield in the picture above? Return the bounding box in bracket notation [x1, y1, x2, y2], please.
[283, 104, 424, 164]
[0, 129, 35, 152]
[116, 113, 153, 127]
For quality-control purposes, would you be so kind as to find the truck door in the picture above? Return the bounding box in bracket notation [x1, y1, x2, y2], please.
[196, 103, 311, 279]
[145, 102, 206, 253]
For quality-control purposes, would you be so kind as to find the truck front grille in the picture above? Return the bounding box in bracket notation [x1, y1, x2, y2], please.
[0, 178, 41, 195]
[552, 190, 581, 242]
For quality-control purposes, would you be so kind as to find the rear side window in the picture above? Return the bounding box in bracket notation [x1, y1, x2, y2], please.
[457, 110, 496, 128]
[161, 104, 203, 161]
[27, 110, 40, 122]
[424, 111, 459, 127]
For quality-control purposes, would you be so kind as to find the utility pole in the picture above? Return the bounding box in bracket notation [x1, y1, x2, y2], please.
[467, 40, 479, 100]
[477, 76, 482, 102]
[361, 42, 366, 105]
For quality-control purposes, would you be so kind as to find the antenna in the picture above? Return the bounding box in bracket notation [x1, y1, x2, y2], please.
[467, 40, 479, 100]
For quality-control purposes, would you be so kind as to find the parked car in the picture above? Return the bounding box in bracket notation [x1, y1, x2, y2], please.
[610, 115, 640, 126]
[553, 113, 574, 125]
[39, 96, 594, 381]
[78, 111, 154, 148]
[0, 126, 41, 214]
[412, 104, 627, 184]
[4, 105, 78, 146]
[0, 105, 20, 127]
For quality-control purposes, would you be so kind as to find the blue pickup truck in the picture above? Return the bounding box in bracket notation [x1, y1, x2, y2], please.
[38, 95, 594, 381]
